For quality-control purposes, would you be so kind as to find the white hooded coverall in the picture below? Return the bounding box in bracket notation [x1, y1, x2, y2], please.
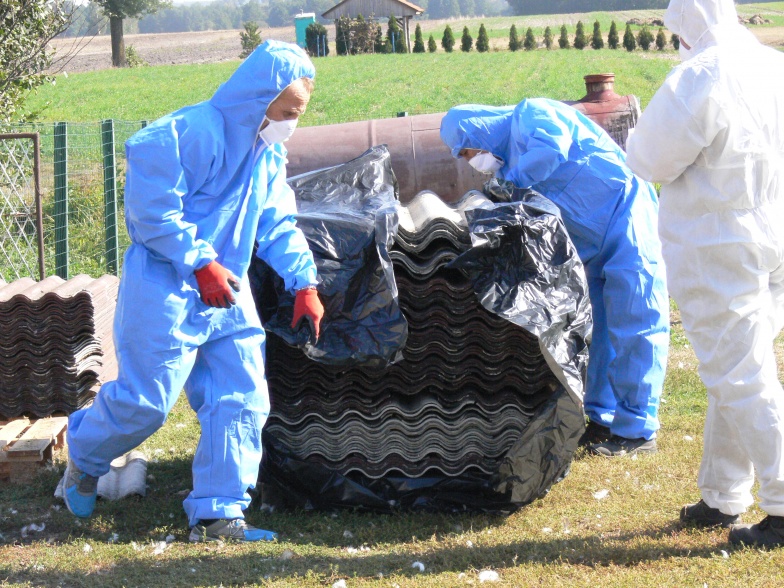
[626, 0, 784, 516]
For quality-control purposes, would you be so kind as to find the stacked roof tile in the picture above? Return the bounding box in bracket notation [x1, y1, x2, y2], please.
[264, 191, 561, 479]
[0, 274, 119, 418]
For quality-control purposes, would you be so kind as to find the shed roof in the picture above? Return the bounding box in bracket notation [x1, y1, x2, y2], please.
[322, 0, 424, 19]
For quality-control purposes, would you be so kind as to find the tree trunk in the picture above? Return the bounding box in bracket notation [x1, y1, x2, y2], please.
[110, 16, 126, 68]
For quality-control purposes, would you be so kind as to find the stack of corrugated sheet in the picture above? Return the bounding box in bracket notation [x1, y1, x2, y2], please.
[0, 274, 119, 418]
[264, 191, 561, 479]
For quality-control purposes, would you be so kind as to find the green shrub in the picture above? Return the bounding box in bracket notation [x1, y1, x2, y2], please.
[428, 34, 438, 52]
[460, 26, 473, 52]
[638, 25, 654, 51]
[125, 45, 148, 68]
[544, 26, 553, 49]
[655, 27, 667, 50]
[509, 24, 520, 51]
[623, 23, 636, 51]
[442, 25, 455, 52]
[573, 21, 586, 49]
[558, 24, 569, 49]
[476, 23, 489, 52]
[387, 14, 407, 53]
[608, 21, 619, 49]
[239, 21, 262, 58]
[523, 27, 536, 51]
[413, 23, 425, 53]
[671, 33, 680, 49]
[591, 20, 603, 50]
[305, 22, 329, 57]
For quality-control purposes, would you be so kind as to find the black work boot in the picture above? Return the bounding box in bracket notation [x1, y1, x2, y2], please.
[589, 435, 657, 457]
[680, 499, 740, 528]
[729, 515, 784, 548]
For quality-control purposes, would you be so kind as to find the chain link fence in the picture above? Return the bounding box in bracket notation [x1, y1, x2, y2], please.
[0, 120, 145, 283]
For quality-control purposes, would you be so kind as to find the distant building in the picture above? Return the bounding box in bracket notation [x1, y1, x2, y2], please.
[322, 0, 424, 53]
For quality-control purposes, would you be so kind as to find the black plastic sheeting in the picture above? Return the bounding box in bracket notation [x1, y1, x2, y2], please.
[254, 147, 590, 514]
[249, 145, 407, 367]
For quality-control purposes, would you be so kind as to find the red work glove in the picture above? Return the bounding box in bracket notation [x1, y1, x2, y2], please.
[291, 286, 324, 343]
[194, 261, 241, 309]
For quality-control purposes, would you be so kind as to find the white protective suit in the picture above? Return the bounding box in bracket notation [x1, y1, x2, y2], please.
[626, 0, 784, 516]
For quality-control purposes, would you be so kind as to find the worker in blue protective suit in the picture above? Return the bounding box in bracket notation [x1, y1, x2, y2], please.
[441, 98, 669, 457]
[60, 40, 325, 542]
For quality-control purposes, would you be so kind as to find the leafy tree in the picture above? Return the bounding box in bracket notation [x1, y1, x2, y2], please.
[305, 22, 329, 57]
[428, 34, 437, 52]
[239, 21, 262, 58]
[543, 26, 553, 49]
[623, 23, 636, 51]
[655, 27, 667, 50]
[335, 14, 378, 55]
[671, 33, 680, 49]
[387, 14, 406, 53]
[1, 0, 72, 121]
[508, 24, 520, 51]
[558, 24, 569, 49]
[591, 20, 603, 49]
[442, 25, 455, 52]
[573, 20, 586, 49]
[413, 23, 425, 52]
[92, 0, 172, 67]
[476, 23, 489, 52]
[523, 27, 536, 50]
[637, 25, 653, 50]
[608, 21, 619, 49]
[460, 25, 473, 52]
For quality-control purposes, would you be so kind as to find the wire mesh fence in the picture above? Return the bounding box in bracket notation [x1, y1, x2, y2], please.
[0, 120, 145, 282]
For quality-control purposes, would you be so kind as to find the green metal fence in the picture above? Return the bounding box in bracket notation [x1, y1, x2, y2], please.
[1, 120, 146, 282]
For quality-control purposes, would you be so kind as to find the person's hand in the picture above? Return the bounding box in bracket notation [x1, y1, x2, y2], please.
[291, 286, 324, 343]
[194, 261, 241, 308]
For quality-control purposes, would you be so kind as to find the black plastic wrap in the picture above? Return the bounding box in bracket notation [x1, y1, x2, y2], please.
[448, 190, 591, 404]
[249, 145, 407, 367]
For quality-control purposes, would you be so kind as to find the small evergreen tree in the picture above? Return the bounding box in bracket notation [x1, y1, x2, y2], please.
[544, 26, 553, 49]
[413, 23, 425, 52]
[608, 21, 619, 49]
[637, 25, 653, 51]
[655, 27, 667, 50]
[428, 34, 438, 52]
[671, 33, 680, 49]
[305, 22, 329, 57]
[509, 24, 520, 51]
[374, 23, 385, 53]
[387, 14, 406, 53]
[523, 27, 536, 50]
[623, 23, 636, 51]
[442, 25, 455, 52]
[591, 20, 603, 49]
[460, 26, 473, 52]
[573, 20, 587, 49]
[476, 23, 489, 52]
[239, 21, 262, 58]
[558, 24, 569, 49]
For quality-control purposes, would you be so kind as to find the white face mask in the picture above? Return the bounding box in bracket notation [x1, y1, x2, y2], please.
[258, 116, 298, 146]
[468, 151, 503, 174]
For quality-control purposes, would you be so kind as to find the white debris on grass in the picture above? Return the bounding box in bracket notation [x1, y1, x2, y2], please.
[541, 527, 552, 534]
[411, 561, 425, 572]
[51, 505, 61, 512]
[165, 534, 176, 543]
[21, 523, 46, 538]
[83, 544, 93, 554]
[279, 549, 295, 560]
[684, 435, 694, 441]
[466, 540, 474, 548]
[9, 509, 18, 515]
[131, 541, 142, 551]
[478, 569, 500, 583]
[458, 572, 466, 579]
[720, 550, 729, 558]
[331, 580, 347, 588]
[153, 541, 168, 555]
[345, 547, 358, 553]
[592, 489, 610, 500]
[108, 533, 120, 544]
[259, 503, 275, 513]
[176, 423, 187, 429]
[343, 530, 354, 538]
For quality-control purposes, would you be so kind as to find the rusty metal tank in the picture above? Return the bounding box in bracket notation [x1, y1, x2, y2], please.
[284, 74, 640, 204]
[566, 73, 641, 150]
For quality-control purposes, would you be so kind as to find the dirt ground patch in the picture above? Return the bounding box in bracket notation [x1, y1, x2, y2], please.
[49, 24, 784, 73]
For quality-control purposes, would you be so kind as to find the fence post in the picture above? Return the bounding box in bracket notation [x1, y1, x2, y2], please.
[53, 121, 69, 279]
[102, 119, 119, 275]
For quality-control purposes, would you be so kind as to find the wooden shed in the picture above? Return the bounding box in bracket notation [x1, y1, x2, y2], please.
[322, 0, 424, 53]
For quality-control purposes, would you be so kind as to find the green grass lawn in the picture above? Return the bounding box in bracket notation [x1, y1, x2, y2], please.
[2, 322, 784, 587]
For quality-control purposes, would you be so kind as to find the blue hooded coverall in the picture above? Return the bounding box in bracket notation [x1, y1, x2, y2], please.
[66, 40, 318, 526]
[440, 99, 669, 441]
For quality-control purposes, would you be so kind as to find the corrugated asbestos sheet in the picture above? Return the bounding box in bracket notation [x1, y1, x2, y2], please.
[0, 274, 119, 418]
[264, 191, 561, 479]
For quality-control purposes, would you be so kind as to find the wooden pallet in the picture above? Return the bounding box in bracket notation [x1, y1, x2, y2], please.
[0, 417, 68, 483]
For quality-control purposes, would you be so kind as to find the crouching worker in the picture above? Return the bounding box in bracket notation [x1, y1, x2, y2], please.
[440, 99, 669, 457]
[61, 40, 325, 542]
